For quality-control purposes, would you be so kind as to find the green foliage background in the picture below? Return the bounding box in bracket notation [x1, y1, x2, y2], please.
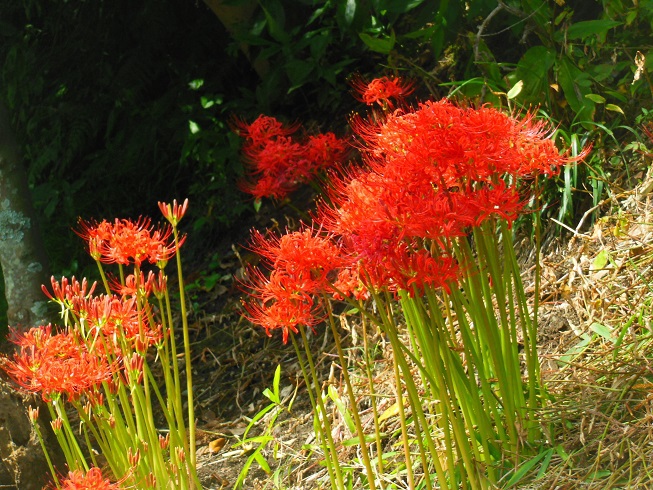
[1, 0, 652, 275]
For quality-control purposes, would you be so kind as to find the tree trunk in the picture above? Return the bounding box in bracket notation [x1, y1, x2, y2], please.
[0, 102, 49, 330]
[202, 0, 269, 78]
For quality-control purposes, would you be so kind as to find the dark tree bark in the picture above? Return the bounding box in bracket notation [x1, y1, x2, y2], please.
[0, 102, 49, 330]
[202, 0, 269, 78]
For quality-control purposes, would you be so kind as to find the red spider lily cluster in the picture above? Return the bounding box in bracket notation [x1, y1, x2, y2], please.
[1, 204, 191, 487]
[4, 281, 168, 404]
[233, 115, 348, 200]
[242, 88, 583, 343]
[349, 74, 415, 109]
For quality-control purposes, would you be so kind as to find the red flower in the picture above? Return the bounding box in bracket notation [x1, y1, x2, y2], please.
[241, 269, 323, 344]
[109, 270, 155, 298]
[158, 198, 189, 226]
[235, 115, 348, 200]
[388, 248, 459, 295]
[241, 226, 351, 342]
[42, 276, 97, 306]
[311, 98, 584, 297]
[3, 325, 114, 402]
[350, 75, 415, 109]
[232, 114, 299, 150]
[249, 227, 345, 292]
[75, 294, 162, 350]
[331, 265, 369, 301]
[238, 136, 305, 200]
[76, 217, 183, 267]
[59, 467, 123, 490]
[299, 132, 348, 176]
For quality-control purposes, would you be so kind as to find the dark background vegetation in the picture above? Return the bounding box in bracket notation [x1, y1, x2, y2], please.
[0, 0, 652, 288]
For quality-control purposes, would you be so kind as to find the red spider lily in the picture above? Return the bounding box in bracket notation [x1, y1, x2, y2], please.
[235, 115, 349, 200]
[350, 75, 415, 109]
[238, 136, 305, 200]
[241, 269, 324, 343]
[239, 174, 288, 201]
[76, 217, 184, 267]
[158, 198, 189, 226]
[59, 467, 124, 490]
[75, 219, 114, 261]
[331, 265, 370, 301]
[242, 227, 359, 341]
[363, 100, 573, 185]
[152, 270, 167, 299]
[466, 182, 525, 227]
[42, 276, 97, 305]
[310, 98, 585, 298]
[298, 133, 349, 177]
[231, 114, 300, 149]
[4, 325, 114, 402]
[74, 294, 163, 350]
[109, 270, 156, 298]
[388, 249, 459, 295]
[248, 227, 346, 292]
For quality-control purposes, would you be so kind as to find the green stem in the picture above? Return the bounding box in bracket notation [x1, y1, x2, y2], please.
[361, 315, 386, 488]
[325, 300, 377, 490]
[172, 226, 197, 480]
[390, 350, 415, 489]
[31, 416, 61, 489]
[292, 329, 345, 489]
[372, 290, 440, 490]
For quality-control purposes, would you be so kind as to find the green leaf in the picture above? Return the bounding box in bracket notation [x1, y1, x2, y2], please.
[536, 448, 554, 479]
[188, 120, 200, 134]
[585, 93, 606, 104]
[285, 58, 315, 92]
[343, 0, 357, 26]
[253, 451, 271, 473]
[557, 57, 595, 121]
[359, 31, 396, 54]
[603, 89, 628, 103]
[507, 80, 523, 99]
[247, 435, 274, 444]
[586, 469, 612, 480]
[515, 46, 555, 102]
[592, 248, 610, 269]
[328, 385, 356, 433]
[606, 103, 625, 115]
[505, 450, 550, 486]
[559, 333, 592, 365]
[259, 0, 289, 44]
[262, 387, 280, 405]
[566, 20, 622, 40]
[272, 364, 281, 398]
[589, 322, 614, 343]
[625, 10, 638, 26]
